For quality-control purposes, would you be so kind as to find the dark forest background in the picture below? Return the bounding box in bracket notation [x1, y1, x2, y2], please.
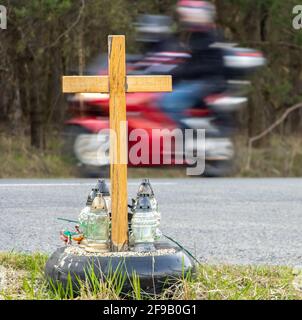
[0, 0, 302, 177]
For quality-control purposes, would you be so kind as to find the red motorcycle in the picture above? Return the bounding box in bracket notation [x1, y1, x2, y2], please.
[63, 45, 265, 177]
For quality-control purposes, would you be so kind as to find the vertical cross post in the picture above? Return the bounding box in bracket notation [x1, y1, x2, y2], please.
[108, 35, 128, 251]
[62, 35, 172, 253]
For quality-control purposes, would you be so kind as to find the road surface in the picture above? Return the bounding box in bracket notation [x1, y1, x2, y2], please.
[1, 178, 302, 266]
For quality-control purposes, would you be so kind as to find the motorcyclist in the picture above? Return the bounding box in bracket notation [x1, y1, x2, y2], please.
[160, 0, 226, 128]
[133, 14, 184, 74]
[135, 14, 176, 53]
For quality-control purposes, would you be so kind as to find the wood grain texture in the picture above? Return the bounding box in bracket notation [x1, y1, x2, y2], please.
[126, 75, 172, 92]
[63, 75, 172, 93]
[62, 76, 109, 93]
[108, 35, 128, 252]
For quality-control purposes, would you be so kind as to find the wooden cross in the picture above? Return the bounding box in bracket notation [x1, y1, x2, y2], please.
[63, 35, 172, 251]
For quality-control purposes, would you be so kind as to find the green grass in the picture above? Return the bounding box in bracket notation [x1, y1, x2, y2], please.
[0, 133, 76, 178]
[236, 134, 302, 177]
[0, 251, 301, 300]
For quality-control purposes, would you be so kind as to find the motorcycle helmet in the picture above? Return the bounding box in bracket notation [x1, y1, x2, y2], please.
[176, 0, 216, 31]
[135, 14, 173, 43]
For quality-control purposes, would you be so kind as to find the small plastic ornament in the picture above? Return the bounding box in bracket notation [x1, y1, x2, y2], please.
[60, 226, 83, 246]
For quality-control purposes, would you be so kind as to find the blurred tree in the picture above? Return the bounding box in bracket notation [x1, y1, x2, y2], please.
[0, 0, 301, 149]
[215, 0, 302, 140]
[0, 0, 177, 148]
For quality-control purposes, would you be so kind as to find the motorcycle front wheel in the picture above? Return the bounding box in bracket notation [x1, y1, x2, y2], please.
[62, 125, 110, 178]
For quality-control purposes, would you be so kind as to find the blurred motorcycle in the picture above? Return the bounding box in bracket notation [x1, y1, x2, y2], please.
[63, 14, 265, 177]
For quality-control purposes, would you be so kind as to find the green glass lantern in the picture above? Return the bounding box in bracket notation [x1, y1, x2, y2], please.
[78, 179, 111, 247]
[84, 193, 110, 252]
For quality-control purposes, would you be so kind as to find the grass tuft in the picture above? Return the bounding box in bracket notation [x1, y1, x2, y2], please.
[236, 134, 302, 177]
[1, 252, 302, 300]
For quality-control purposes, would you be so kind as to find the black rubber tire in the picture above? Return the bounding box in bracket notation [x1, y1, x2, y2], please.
[203, 160, 235, 177]
[45, 244, 196, 295]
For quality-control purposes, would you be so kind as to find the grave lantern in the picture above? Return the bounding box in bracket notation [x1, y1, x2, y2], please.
[78, 179, 111, 244]
[85, 193, 110, 253]
[130, 194, 158, 252]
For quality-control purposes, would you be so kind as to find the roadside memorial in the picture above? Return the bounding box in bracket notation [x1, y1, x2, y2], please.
[45, 35, 195, 294]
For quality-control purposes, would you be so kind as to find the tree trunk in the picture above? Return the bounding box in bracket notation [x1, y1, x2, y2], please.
[30, 113, 44, 149]
[29, 89, 44, 149]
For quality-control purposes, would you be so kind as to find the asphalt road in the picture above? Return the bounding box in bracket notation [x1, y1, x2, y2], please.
[1, 178, 302, 266]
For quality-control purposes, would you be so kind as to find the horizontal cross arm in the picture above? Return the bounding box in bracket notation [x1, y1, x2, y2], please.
[126, 75, 172, 93]
[63, 76, 109, 93]
[63, 75, 172, 93]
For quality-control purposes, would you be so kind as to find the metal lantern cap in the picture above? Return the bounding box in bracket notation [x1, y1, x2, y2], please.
[137, 178, 155, 197]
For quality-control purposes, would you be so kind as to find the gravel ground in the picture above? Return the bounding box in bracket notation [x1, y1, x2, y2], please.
[1, 178, 302, 266]
[65, 246, 176, 257]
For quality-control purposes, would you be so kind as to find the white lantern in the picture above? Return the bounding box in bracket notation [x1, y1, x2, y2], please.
[131, 196, 158, 249]
[135, 179, 162, 240]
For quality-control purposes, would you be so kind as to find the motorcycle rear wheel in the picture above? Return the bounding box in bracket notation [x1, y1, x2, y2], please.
[203, 160, 235, 177]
